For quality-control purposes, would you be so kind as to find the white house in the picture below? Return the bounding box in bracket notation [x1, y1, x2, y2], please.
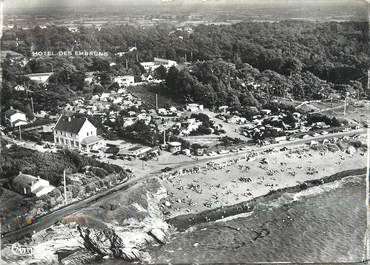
[261, 109, 272, 116]
[54, 115, 103, 150]
[140, 62, 156, 72]
[12, 172, 55, 197]
[113, 75, 135, 87]
[140, 57, 178, 72]
[123, 118, 136, 127]
[14, 85, 26, 91]
[67, 26, 79, 33]
[157, 108, 168, 115]
[154, 57, 177, 68]
[84, 72, 96, 85]
[26, 72, 53, 84]
[117, 88, 126, 94]
[4, 107, 28, 127]
[100, 93, 111, 101]
[186, 103, 204, 112]
[218, 106, 229, 113]
[119, 146, 153, 158]
[168, 142, 182, 153]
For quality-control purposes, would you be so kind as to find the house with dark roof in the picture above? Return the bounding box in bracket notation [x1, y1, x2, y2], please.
[12, 172, 55, 197]
[4, 106, 28, 127]
[54, 115, 103, 150]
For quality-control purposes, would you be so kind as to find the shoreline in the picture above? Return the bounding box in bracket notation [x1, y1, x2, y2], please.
[166, 167, 366, 231]
[159, 136, 367, 219]
[1, 168, 366, 265]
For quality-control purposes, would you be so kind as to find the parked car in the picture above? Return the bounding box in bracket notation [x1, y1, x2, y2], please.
[208, 151, 217, 156]
[161, 167, 173, 172]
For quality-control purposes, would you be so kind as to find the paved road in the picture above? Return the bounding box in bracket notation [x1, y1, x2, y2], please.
[1, 128, 367, 244]
[312, 104, 347, 114]
[1, 175, 141, 244]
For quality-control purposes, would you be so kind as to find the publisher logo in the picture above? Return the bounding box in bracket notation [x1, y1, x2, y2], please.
[11, 243, 33, 257]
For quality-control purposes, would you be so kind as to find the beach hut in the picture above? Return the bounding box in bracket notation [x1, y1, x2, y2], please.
[168, 142, 182, 153]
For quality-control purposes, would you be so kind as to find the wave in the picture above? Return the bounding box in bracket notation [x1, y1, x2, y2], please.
[261, 174, 365, 209]
[291, 174, 364, 202]
[214, 212, 254, 223]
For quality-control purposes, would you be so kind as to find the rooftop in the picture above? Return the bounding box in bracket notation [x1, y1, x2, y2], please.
[26, 72, 54, 77]
[55, 115, 90, 134]
[81, 135, 102, 145]
[4, 108, 24, 117]
[13, 172, 38, 188]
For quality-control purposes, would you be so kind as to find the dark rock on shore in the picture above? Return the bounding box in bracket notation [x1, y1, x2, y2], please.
[76, 225, 141, 261]
[60, 249, 102, 265]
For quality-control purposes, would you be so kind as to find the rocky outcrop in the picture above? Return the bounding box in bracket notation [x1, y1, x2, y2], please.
[60, 250, 102, 265]
[56, 247, 82, 263]
[9, 178, 169, 265]
[77, 225, 141, 261]
[148, 228, 167, 245]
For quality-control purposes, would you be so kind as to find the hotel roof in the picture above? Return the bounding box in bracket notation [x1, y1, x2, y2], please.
[55, 115, 90, 134]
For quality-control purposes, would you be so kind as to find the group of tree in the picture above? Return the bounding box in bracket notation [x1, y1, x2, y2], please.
[0, 144, 123, 187]
[158, 59, 347, 111]
[2, 21, 368, 125]
[116, 120, 162, 147]
[3, 21, 368, 85]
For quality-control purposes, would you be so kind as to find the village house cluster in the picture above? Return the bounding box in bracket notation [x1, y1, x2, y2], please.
[1, 43, 366, 207]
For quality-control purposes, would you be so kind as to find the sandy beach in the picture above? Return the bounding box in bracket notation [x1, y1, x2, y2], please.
[159, 135, 368, 219]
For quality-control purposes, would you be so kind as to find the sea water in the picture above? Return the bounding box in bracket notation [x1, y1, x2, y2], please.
[147, 175, 367, 264]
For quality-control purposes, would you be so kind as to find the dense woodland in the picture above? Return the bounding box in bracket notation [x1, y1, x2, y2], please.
[3, 21, 368, 83]
[1, 21, 368, 126]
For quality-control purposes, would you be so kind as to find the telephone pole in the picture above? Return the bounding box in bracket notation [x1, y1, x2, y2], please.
[155, 93, 158, 110]
[18, 125, 22, 141]
[63, 169, 67, 205]
[343, 92, 349, 116]
[135, 42, 139, 62]
[30, 97, 34, 114]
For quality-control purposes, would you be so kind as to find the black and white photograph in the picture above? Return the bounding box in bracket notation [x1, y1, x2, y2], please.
[0, 0, 369, 264]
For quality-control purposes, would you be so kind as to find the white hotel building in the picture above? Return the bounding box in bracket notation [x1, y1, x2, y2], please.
[54, 115, 103, 150]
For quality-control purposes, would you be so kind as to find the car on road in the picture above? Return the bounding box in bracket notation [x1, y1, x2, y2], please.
[161, 167, 173, 172]
[208, 151, 217, 156]
[108, 155, 118, 160]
